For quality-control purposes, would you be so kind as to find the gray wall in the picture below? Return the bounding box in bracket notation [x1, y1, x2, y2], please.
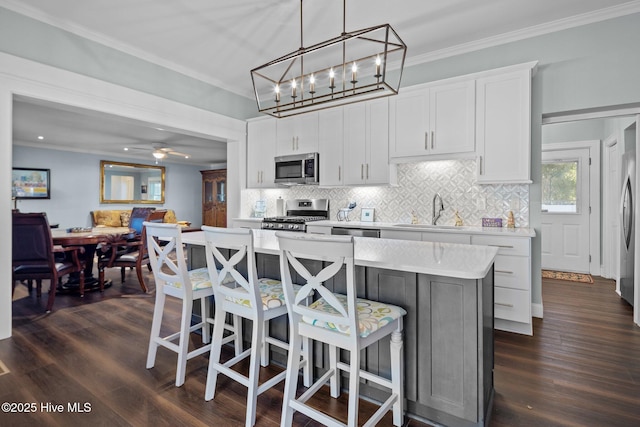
[0, 7, 257, 121]
[13, 145, 204, 228]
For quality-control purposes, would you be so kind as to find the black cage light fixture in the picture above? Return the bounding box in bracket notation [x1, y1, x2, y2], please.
[250, 0, 407, 118]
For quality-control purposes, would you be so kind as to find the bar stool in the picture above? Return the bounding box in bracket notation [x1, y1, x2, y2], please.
[277, 232, 406, 427]
[201, 226, 312, 427]
[144, 222, 241, 387]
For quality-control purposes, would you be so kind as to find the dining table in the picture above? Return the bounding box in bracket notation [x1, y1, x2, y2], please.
[51, 226, 135, 292]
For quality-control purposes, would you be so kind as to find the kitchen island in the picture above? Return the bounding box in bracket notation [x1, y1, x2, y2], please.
[184, 230, 498, 427]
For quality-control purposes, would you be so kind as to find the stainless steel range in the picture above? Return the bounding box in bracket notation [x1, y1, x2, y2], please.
[261, 199, 329, 232]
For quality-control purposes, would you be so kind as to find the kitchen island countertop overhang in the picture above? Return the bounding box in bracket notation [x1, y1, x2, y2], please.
[180, 229, 498, 279]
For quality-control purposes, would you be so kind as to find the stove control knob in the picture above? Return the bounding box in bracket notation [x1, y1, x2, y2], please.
[293, 224, 300, 230]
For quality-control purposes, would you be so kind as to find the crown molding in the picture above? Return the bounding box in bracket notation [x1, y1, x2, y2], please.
[2, 0, 640, 94]
[0, 0, 254, 99]
[405, 0, 640, 67]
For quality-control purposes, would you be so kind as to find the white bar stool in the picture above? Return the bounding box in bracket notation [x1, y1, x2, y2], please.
[277, 232, 406, 427]
[144, 222, 241, 387]
[202, 227, 312, 427]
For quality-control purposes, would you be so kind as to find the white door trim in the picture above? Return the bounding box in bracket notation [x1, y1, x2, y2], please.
[602, 134, 620, 282]
[0, 52, 246, 340]
[542, 141, 601, 276]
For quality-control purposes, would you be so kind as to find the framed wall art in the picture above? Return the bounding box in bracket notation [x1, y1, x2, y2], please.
[12, 167, 51, 199]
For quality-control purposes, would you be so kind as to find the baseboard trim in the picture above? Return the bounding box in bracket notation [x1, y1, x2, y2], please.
[532, 303, 544, 319]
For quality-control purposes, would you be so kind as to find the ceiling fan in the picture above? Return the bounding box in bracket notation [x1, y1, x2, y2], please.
[125, 142, 191, 160]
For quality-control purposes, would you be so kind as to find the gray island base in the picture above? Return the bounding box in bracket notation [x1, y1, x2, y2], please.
[183, 230, 497, 427]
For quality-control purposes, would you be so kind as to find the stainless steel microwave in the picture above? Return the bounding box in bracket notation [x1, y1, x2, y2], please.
[274, 152, 319, 185]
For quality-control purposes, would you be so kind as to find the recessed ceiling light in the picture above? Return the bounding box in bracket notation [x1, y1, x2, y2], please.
[124, 147, 129, 151]
[185, 156, 190, 159]
[37, 136, 44, 140]
[155, 127, 164, 131]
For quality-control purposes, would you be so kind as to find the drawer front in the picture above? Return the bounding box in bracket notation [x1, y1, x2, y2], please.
[472, 235, 529, 256]
[422, 232, 471, 244]
[493, 255, 530, 290]
[494, 287, 530, 323]
[306, 225, 331, 235]
[380, 229, 422, 241]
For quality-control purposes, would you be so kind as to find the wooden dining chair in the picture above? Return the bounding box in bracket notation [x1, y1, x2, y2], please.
[277, 232, 406, 427]
[12, 211, 85, 313]
[97, 210, 166, 293]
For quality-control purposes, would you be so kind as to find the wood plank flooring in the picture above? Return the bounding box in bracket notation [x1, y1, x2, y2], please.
[2, 270, 639, 426]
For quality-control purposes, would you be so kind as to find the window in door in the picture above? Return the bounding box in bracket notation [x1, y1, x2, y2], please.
[542, 160, 579, 213]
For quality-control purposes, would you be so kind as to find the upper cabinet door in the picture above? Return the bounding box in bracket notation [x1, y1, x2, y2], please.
[476, 69, 532, 184]
[318, 107, 344, 186]
[429, 80, 475, 156]
[276, 112, 319, 156]
[389, 80, 475, 161]
[247, 118, 277, 188]
[389, 87, 428, 158]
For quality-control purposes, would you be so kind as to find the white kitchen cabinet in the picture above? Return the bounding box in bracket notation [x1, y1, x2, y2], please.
[475, 68, 532, 183]
[389, 79, 475, 162]
[471, 234, 532, 335]
[276, 112, 319, 156]
[343, 98, 396, 185]
[247, 118, 277, 188]
[318, 108, 344, 186]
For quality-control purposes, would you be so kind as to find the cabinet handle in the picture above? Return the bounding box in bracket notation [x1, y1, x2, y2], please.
[495, 302, 514, 308]
[490, 244, 514, 249]
[361, 164, 364, 180]
[292, 136, 295, 151]
[479, 155, 483, 175]
[338, 165, 341, 181]
[261, 171, 264, 183]
[366, 163, 369, 179]
[424, 132, 428, 150]
[431, 131, 435, 149]
[296, 137, 299, 150]
[257, 171, 260, 183]
[495, 270, 514, 275]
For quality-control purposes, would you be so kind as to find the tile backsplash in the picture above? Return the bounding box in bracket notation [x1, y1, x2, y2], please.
[242, 160, 529, 227]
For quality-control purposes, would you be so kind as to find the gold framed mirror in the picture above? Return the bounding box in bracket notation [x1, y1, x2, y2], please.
[100, 160, 165, 204]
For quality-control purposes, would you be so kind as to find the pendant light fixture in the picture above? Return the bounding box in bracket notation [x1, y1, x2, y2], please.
[250, 0, 406, 118]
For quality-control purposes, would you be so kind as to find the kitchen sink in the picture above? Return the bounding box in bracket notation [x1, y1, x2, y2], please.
[393, 223, 467, 230]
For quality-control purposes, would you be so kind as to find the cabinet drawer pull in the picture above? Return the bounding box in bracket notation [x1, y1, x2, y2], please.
[495, 302, 514, 308]
[490, 244, 514, 249]
[431, 131, 434, 149]
[424, 132, 428, 150]
[495, 270, 514, 275]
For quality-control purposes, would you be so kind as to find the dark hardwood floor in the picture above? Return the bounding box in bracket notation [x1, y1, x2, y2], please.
[2, 269, 639, 426]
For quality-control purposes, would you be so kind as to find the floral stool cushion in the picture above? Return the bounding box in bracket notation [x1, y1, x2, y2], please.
[303, 294, 406, 338]
[164, 267, 212, 290]
[227, 278, 303, 310]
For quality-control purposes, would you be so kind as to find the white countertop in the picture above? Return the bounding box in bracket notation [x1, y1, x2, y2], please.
[311, 220, 536, 237]
[234, 218, 535, 237]
[182, 229, 498, 280]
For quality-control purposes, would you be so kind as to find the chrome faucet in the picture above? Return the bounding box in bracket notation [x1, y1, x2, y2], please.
[432, 192, 445, 225]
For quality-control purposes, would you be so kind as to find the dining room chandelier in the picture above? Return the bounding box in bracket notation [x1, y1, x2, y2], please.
[250, 0, 407, 118]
